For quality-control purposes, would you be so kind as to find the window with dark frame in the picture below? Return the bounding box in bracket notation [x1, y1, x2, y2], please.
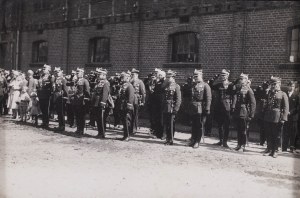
[32, 41, 48, 63]
[290, 26, 300, 63]
[89, 37, 110, 63]
[33, 0, 51, 11]
[171, 32, 199, 63]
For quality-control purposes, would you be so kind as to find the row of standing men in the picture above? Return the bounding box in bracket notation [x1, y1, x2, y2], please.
[0, 65, 298, 158]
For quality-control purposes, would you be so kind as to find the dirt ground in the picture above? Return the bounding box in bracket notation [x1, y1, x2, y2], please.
[0, 116, 300, 198]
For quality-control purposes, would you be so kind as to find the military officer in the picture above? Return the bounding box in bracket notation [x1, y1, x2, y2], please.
[71, 68, 90, 135]
[0, 69, 7, 116]
[263, 76, 289, 158]
[65, 70, 77, 127]
[37, 64, 55, 128]
[162, 70, 181, 145]
[209, 69, 236, 148]
[145, 72, 157, 134]
[282, 81, 299, 153]
[130, 68, 146, 134]
[53, 67, 68, 131]
[91, 68, 110, 138]
[119, 71, 135, 141]
[188, 69, 212, 148]
[233, 73, 256, 151]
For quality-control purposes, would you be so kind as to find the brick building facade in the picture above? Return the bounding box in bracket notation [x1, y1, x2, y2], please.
[0, 0, 300, 85]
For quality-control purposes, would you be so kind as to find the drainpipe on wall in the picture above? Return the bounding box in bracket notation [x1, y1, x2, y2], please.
[241, 10, 248, 74]
[65, 0, 70, 74]
[136, 0, 141, 71]
[15, 0, 23, 70]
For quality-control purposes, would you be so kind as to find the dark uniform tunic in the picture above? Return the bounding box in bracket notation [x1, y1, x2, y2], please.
[66, 76, 76, 127]
[282, 91, 299, 151]
[53, 76, 68, 129]
[71, 77, 90, 134]
[119, 82, 135, 139]
[162, 81, 181, 143]
[188, 81, 212, 144]
[145, 78, 156, 132]
[0, 75, 7, 115]
[233, 85, 256, 147]
[210, 81, 236, 146]
[37, 74, 54, 127]
[130, 78, 146, 134]
[254, 86, 269, 145]
[91, 79, 110, 137]
[263, 90, 289, 154]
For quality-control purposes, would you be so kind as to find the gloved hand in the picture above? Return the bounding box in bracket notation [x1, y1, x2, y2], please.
[230, 108, 235, 114]
[247, 117, 252, 121]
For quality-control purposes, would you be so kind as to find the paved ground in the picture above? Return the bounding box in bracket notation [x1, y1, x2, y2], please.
[0, 116, 300, 198]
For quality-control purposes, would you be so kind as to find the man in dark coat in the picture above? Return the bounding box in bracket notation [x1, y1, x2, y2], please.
[233, 73, 256, 151]
[71, 68, 90, 135]
[37, 64, 55, 128]
[90, 68, 110, 138]
[188, 69, 212, 148]
[263, 76, 289, 158]
[0, 69, 7, 116]
[53, 67, 68, 131]
[118, 71, 135, 141]
[162, 70, 182, 145]
[282, 81, 299, 153]
[130, 68, 146, 135]
[209, 69, 236, 148]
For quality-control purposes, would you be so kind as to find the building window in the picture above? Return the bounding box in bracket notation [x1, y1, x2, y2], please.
[290, 26, 300, 63]
[171, 32, 199, 62]
[33, 0, 51, 11]
[88, 37, 110, 63]
[32, 41, 48, 63]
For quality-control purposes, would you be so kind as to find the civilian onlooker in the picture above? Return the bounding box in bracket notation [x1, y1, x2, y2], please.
[19, 86, 30, 122]
[27, 70, 37, 96]
[0, 69, 7, 116]
[7, 70, 22, 119]
[29, 92, 40, 126]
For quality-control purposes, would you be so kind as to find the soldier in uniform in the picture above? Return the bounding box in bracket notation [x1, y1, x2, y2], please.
[119, 71, 135, 141]
[254, 81, 270, 146]
[37, 64, 55, 128]
[65, 70, 77, 127]
[0, 69, 7, 116]
[209, 69, 236, 148]
[130, 68, 146, 134]
[109, 73, 122, 128]
[162, 70, 181, 145]
[232, 73, 256, 151]
[91, 68, 110, 138]
[188, 69, 212, 148]
[71, 68, 90, 135]
[263, 76, 289, 158]
[282, 81, 299, 153]
[53, 67, 68, 131]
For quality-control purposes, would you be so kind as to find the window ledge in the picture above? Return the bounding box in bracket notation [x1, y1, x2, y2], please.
[29, 63, 46, 67]
[278, 63, 300, 69]
[85, 63, 112, 67]
[163, 62, 201, 68]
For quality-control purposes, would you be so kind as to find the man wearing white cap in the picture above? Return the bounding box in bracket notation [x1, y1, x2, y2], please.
[209, 69, 236, 148]
[263, 76, 289, 158]
[71, 67, 90, 135]
[130, 68, 146, 135]
[91, 68, 110, 138]
[188, 69, 212, 148]
[232, 73, 256, 152]
[37, 64, 54, 128]
[53, 67, 69, 131]
[119, 71, 135, 141]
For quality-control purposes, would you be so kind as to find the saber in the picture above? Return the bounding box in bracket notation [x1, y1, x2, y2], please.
[101, 108, 105, 136]
[170, 113, 174, 143]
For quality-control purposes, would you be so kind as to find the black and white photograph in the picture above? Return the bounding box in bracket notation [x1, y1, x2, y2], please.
[0, 0, 300, 197]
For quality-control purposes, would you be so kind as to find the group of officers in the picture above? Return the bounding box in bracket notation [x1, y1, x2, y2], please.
[0, 64, 299, 158]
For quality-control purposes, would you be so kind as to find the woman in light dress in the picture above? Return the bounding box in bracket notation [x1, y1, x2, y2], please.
[7, 70, 23, 118]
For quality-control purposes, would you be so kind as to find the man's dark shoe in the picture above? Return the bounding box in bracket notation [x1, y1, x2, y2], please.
[223, 143, 230, 149]
[214, 141, 223, 146]
[96, 133, 105, 139]
[121, 137, 129, 141]
[164, 141, 173, 145]
[188, 140, 195, 147]
[234, 146, 241, 151]
[54, 126, 65, 132]
[193, 142, 199, 149]
[161, 135, 166, 140]
[269, 152, 277, 158]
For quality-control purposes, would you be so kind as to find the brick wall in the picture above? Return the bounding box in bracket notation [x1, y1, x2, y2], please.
[2, 0, 300, 87]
